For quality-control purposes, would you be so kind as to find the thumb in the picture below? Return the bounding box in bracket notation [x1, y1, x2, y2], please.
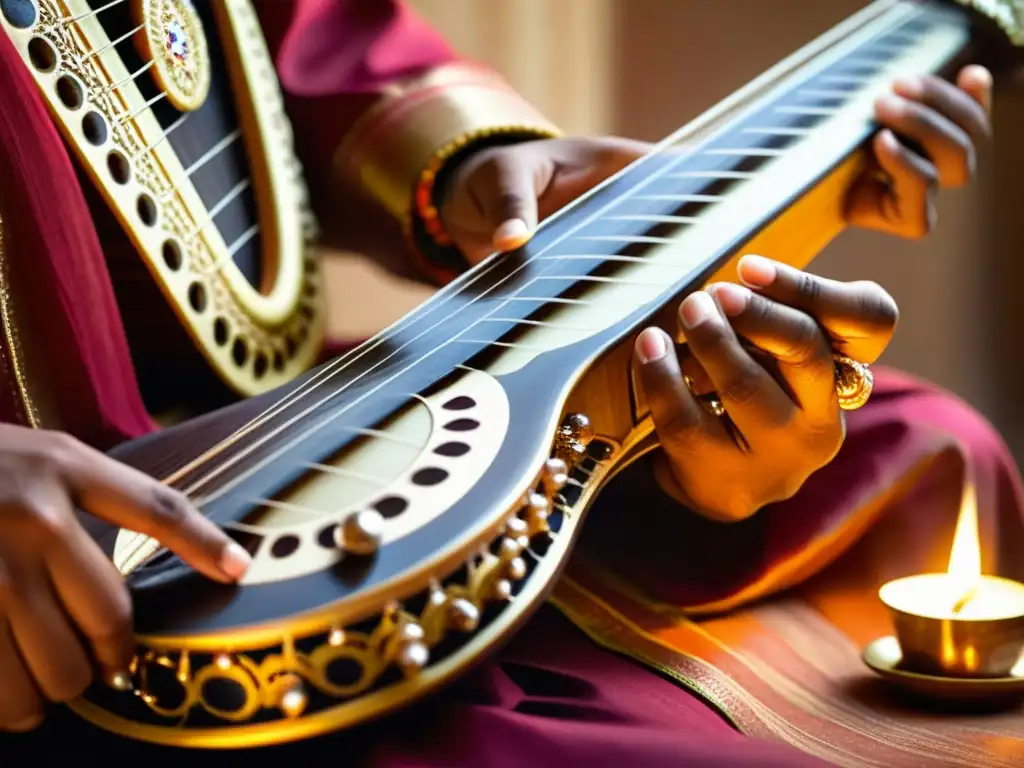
[481, 157, 540, 252]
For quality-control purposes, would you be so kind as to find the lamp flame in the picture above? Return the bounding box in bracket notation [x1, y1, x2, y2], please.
[947, 475, 981, 614]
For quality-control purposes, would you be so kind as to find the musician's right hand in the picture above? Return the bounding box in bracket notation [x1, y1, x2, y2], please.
[0, 424, 252, 732]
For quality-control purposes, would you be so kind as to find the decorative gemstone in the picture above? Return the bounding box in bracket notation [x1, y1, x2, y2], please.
[165, 19, 189, 64]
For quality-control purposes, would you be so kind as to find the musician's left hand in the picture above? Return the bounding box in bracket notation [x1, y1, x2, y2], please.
[440, 136, 647, 265]
[634, 257, 898, 523]
[846, 64, 992, 238]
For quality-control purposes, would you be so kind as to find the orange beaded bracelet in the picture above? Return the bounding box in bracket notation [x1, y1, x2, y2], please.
[410, 125, 561, 250]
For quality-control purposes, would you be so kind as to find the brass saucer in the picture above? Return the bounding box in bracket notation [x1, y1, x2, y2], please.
[863, 636, 1024, 702]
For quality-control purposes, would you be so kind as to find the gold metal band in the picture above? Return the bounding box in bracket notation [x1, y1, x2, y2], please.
[686, 353, 874, 418]
[334, 63, 562, 224]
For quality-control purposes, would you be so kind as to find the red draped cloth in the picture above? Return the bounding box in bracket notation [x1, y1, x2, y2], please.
[1, 2, 1022, 765]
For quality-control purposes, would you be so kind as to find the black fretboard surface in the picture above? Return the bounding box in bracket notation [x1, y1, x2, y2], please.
[85, 0, 262, 286]
[165, 5, 963, 528]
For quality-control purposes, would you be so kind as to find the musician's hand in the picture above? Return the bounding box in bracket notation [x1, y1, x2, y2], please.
[439, 136, 647, 265]
[847, 65, 992, 238]
[634, 256, 898, 522]
[0, 425, 251, 731]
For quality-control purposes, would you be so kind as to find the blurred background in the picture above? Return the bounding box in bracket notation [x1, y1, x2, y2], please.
[324, 0, 1024, 464]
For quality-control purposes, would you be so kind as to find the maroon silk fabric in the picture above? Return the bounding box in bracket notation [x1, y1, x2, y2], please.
[2, 3, 1023, 764]
[0, 32, 152, 446]
[0, 1, 461, 446]
[9, 369, 1021, 766]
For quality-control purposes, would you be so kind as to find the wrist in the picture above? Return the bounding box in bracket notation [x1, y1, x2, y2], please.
[409, 128, 558, 282]
[332, 62, 560, 284]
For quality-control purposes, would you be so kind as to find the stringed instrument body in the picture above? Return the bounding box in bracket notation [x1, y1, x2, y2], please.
[2, 0, 1021, 752]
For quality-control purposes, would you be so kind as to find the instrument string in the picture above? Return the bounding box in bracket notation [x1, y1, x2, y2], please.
[119, 133, 767, 565]
[118, 2, 921, 566]
[101, 59, 155, 95]
[83, 22, 143, 60]
[61, 0, 128, 26]
[166, 137, 698, 501]
[149, 135, 700, 495]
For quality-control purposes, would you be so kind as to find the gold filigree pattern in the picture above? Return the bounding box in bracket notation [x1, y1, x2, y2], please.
[124, 540, 528, 725]
[0, 212, 40, 427]
[70, 430, 611, 748]
[134, 0, 210, 112]
[9, 0, 324, 396]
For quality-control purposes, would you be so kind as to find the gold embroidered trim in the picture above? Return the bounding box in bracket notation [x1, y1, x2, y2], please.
[334, 63, 561, 223]
[0, 212, 40, 428]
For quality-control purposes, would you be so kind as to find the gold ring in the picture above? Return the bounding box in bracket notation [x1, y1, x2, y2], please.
[683, 375, 727, 417]
[684, 355, 873, 418]
[833, 354, 873, 411]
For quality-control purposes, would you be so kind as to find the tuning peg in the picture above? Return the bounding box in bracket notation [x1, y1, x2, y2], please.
[334, 509, 384, 555]
[539, 457, 569, 495]
[554, 413, 593, 467]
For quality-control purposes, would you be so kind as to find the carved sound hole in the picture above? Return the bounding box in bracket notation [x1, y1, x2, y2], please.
[195, 371, 509, 586]
[1, 0, 38, 28]
[200, 677, 248, 714]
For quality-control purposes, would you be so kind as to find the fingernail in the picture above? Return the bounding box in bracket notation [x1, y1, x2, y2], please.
[680, 291, 716, 329]
[219, 541, 252, 580]
[962, 64, 992, 90]
[737, 255, 777, 288]
[877, 128, 900, 152]
[708, 282, 750, 316]
[892, 75, 923, 99]
[493, 218, 531, 250]
[635, 327, 668, 363]
[105, 669, 133, 692]
[875, 94, 905, 120]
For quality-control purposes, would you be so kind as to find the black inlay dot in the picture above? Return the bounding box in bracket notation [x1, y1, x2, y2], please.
[2, 0, 38, 28]
[56, 75, 83, 109]
[162, 240, 182, 270]
[188, 282, 206, 313]
[442, 396, 475, 411]
[136, 194, 157, 226]
[412, 467, 448, 486]
[227, 528, 262, 555]
[270, 534, 300, 558]
[272, 350, 285, 371]
[285, 336, 298, 357]
[82, 111, 107, 146]
[213, 317, 230, 346]
[434, 441, 470, 458]
[317, 524, 337, 548]
[444, 418, 480, 432]
[253, 352, 268, 379]
[107, 150, 131, 184]
[232, 338, 249, 366]
[27, 37, 54, 71]
[374, 496, 409, 518]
